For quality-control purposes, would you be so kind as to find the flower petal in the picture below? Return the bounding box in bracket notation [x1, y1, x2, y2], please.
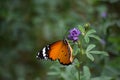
[68, 28, 81, 42]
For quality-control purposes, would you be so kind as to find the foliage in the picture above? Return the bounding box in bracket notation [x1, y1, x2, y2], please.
[47, 24, 109, 80]
[0, 0, 120, 80]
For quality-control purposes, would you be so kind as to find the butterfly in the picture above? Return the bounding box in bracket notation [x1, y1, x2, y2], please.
[36, 39, 73, 65]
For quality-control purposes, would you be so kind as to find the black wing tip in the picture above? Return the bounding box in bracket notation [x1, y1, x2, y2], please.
[36, 55, 41, 59]
[36, 45, 50, 60]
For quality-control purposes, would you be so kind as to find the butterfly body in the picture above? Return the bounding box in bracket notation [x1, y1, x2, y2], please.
[36, 39, 73, 65]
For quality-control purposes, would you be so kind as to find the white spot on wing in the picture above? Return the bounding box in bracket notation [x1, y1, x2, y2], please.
[42, 47, 46, 57]
[42, 47, 48, 60]
[36, 52, 40, 58]
[47, 45, 50, 50]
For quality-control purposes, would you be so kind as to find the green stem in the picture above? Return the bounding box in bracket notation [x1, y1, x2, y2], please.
[77, 40, 83, 54]
[77, 40, 84, 80]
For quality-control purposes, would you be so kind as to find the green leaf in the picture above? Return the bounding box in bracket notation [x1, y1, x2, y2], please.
[84, 35, 90, 43]
[50, 65, 61, 71]
[84, 29, 96, 43]
[91, 76, 112, 80]
[89, 34, 101, 41]
[78, 25, 85, 33]
[86, 53, 94, 61]
[74, 58, 80, 66]
[86, 29, 96, 36]
[73, 45, 79, 56]
[89, 51, 109, 56]
[86, 44, 96, 52]
[83, 66, 91, 80]
[47, 72, 60, 75]
[61, 72, 69, 80]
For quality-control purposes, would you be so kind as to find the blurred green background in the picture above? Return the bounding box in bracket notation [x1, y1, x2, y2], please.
[0, 0, 120, 80]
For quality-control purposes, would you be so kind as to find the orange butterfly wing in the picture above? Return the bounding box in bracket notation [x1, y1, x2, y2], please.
[48, 40, 73, 65]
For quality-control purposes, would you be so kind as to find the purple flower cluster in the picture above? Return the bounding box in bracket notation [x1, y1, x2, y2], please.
[100, 39, 106, 45]
[68, 28, 80, 42]
[101, 12, 107, 18]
